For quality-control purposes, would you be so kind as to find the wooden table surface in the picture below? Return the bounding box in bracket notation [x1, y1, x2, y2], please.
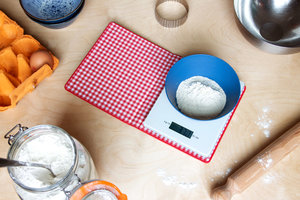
[0, 0, 299, 200]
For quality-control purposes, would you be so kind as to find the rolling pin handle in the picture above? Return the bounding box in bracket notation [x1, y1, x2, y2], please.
[211, 178, 237, 200]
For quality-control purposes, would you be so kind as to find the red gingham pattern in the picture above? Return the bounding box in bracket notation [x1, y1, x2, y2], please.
[65, 22, 181, 125]
[65, 22, 245, 163]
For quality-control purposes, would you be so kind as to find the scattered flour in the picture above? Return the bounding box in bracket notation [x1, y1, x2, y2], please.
[156, 168, 197, 189]
[176, 76, 226, 119]
[257, 153, 273, 170]
[255, 106, 273, 138]
[262, 173, 276, 184]
[209, 168, 232, 183]
[225, 168, 232, 176]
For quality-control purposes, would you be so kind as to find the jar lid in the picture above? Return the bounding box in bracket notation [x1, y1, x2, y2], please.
[70, 180, 127, 200]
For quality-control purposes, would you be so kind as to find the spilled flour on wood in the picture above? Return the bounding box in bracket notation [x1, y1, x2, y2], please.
[258, 157, 273, 170]
[209, 168, 232, 183]
[156, 168, 197, 189]
[255, 106, 273, 138]
[262, 173, 276, 184]
[257, 154, 280, 185]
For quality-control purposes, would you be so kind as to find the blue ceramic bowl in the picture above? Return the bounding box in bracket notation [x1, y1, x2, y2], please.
[19, 0, 84, 28]
[165, 54, 241, 120]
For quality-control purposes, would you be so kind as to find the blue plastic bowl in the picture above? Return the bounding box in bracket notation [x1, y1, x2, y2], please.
[19, 0, 84, 28]
[165, 54, 241, 120]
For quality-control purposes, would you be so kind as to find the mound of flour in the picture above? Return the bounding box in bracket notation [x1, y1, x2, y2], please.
[176, 76, 226, 119]
[14, 134, 74, 188]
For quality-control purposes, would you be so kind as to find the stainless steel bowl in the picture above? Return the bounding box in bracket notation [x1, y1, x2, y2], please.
[234, 0, 300, 54]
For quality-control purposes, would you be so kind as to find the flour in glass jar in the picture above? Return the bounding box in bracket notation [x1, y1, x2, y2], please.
[11, 132, 89, 200]
[14, 134, 74, 188]
[84, 190, 118, 200]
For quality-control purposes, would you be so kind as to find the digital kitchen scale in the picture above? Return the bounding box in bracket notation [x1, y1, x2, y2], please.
[143, 82, 245, 163]
[65, 22, 246, 163]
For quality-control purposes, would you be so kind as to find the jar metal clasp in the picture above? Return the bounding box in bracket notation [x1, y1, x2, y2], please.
[4, 124, 28, 145]
[63, 173, 82, 198]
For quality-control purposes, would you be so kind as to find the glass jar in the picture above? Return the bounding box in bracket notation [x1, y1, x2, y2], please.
[69, 180, 128, 200]
[4, 124, 101, 200]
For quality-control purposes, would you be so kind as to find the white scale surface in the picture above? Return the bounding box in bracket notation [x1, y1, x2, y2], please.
[144, 81, 245, 159]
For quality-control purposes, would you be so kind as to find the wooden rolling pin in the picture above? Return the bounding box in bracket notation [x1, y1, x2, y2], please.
[211, 121, 300, 200]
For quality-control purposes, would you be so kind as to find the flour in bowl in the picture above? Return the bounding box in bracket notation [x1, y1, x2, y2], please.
[176, 76, 226, 119]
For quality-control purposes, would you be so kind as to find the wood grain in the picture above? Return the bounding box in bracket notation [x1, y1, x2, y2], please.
[0, 0, 299, 200]
[212, 121, 300, 200]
